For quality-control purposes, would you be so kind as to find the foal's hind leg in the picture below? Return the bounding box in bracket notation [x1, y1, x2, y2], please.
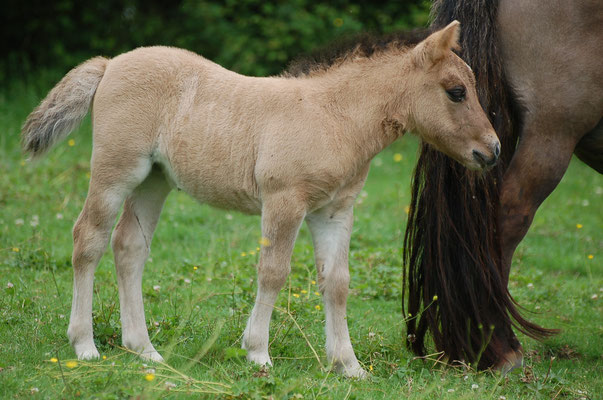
[67, 157, 151, 360]
[242, 192, 306, 366]
[111, 167, 171, 361]
[306, 203, 365, 378]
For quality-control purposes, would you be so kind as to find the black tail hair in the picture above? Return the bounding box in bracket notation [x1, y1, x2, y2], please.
[403, 0, 557, 368]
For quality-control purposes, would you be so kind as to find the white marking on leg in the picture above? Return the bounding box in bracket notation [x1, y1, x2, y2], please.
[307, 206, 366, 378]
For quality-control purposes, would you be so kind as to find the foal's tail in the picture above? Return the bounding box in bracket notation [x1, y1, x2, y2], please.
[21, 57, 109, 158]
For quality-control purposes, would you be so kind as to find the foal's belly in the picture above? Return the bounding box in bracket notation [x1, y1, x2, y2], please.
[155, 137, 262, 215]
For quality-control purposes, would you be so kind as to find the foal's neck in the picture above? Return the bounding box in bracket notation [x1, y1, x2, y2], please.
[310, 52, 414, 162]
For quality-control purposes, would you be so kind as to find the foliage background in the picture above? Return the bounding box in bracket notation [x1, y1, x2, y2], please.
[1, 0, 430, 79]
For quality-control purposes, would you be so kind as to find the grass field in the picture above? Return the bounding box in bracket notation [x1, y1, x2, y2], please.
[0, 74, 601, 399]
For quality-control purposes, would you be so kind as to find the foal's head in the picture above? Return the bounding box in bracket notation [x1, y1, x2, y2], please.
[407, 21, 500, 170]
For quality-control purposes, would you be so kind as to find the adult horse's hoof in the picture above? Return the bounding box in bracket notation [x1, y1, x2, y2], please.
[495, 349, 523, 375]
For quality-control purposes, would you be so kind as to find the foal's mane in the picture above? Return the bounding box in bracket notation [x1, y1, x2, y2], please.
[283, 29, 428, 77]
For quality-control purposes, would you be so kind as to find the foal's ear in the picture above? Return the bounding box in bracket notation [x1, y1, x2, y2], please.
[413, 20, 461, 66]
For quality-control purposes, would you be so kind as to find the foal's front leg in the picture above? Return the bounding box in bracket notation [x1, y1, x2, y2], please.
[306, 205, 366, 378]
[242, 193, 305, 366]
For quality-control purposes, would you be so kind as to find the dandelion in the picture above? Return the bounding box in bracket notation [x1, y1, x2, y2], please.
[576, 223, 583, 229]
[432, 295, 438, 301]
[65, 361, 78, 369]
[259, 237, 271, 247]
[292, 293, 300, 298]
[249, 250, 256, 255]
[333, 18, 343, 27]
[588, 254, 594, 260]
[241, 252, 247, 257]
[301, 290, 307, 294]
[68, 139, 75, 146]
[12, 247, 19, 252]
[369, 365, 373, 371]
[193, 266, 198, 270]
[256, 247, 260, 251]
[393, 153, 403, 162]
[314, 292, 320, 296]
[145, 373, 155, 381]
[102, 355, 107, 360]
[50, 357, 58, 363]
[311, 280, 316, 285]
[315, 305, 321, 310]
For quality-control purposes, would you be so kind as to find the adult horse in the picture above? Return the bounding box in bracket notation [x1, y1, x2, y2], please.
[404, 0, 602, 370]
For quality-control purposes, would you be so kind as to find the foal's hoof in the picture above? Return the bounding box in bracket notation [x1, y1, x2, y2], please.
[495, 349, 523, 375]
[333, 361, 368, 379]
[74, 343, 100, 360]
[246, 351, 272, 367]
[139, 350, 164, 363]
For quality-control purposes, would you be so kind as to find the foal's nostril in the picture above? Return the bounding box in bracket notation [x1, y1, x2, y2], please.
[494, 142, 501, 158]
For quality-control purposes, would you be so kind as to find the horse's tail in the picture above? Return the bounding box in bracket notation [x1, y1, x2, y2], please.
[22, 56, 109, 158]
[403, 0, 556, 368]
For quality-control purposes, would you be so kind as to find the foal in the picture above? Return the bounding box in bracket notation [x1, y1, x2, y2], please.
[22, 21, 499, 377]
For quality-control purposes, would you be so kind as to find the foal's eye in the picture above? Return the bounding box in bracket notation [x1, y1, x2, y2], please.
[446, 86, 466, 102]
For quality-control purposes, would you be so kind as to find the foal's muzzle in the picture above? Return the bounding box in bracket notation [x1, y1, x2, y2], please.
[472, 142, 499, 169]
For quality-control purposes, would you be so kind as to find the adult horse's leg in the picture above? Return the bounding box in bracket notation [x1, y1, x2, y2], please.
[242, 192, 306, 366]
[111, 167, 171, 361]
[306, 203, 365, 378]
[492, 121, 579, 369]
[574, 120, 603, 174]
[68, 153, 152, 360]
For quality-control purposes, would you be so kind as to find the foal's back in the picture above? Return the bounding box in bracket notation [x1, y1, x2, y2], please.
[93, 46, 323, 214]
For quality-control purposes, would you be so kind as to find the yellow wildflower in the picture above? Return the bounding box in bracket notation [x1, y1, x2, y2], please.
[369, 365, 373, 371]
[65, 361, 78, 369]
[241, 252, 247, 257]
[249, 250, 256, 255]
[193, 266, 198, 270]
[393, 153, 403, 162]
[293, 293, 300, 298]
[311, 280, 316, 285]
[145, 373, 155, 381]
[50, 357, 58, 363]
[588, 254, 594, 260]
[259, 237, 271, 247]
[68, 139, 75, 147]
[256, 247, 260, 251]
[301, 290, 308, 294]
[576, 223, 583, 229]
[315, 305, 321, 310]
[314, 292, 320, 296]
[12, 247, 19, 252]
[432, 295, 438, 301]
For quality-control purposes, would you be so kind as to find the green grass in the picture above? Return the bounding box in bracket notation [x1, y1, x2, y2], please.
[0, 74, 601, 399]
